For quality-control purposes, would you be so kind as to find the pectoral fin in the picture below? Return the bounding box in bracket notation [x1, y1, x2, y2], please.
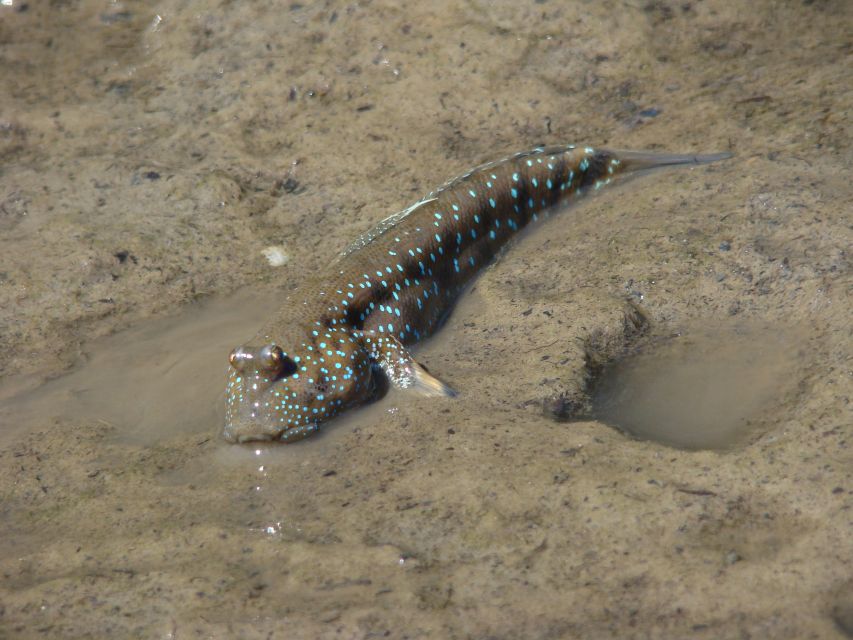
[359, 332, 457, 398]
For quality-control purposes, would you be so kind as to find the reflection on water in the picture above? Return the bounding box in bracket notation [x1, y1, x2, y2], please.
[592, 323, 806, 450]
[0, 290, 278, 448]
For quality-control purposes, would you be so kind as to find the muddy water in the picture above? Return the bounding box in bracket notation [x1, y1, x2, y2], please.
[0, 287, 420, 449]
[1, 0, 852, 637]
[0, 291, 275, 449]
[592, 323, 808, 450]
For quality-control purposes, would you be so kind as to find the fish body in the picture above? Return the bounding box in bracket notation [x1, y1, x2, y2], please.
[224, 144, 730, 443]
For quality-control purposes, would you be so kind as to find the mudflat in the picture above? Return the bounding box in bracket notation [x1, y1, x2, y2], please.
[1, 1, 850, 637]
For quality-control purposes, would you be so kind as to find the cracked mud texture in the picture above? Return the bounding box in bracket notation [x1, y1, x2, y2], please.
[1, 0, 851, 638]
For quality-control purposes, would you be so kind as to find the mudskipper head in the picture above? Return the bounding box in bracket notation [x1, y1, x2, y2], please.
[223, 328, 374, 443]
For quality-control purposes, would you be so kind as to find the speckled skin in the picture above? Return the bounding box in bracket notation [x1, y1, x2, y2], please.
[224, 145, 730, 443]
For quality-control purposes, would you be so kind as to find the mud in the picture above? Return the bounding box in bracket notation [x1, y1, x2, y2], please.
[591, 321, 810, 450]
[1, 0, 851, 638]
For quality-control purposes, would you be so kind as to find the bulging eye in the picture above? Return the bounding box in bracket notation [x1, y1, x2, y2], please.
[259, 344, 298, 377]
[259, 344, 284, 371]
[228, 347, 253, 372]
[229, 344, 297, 377]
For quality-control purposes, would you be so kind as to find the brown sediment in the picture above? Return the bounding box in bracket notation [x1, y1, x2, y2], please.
[0, 1, 851, 638]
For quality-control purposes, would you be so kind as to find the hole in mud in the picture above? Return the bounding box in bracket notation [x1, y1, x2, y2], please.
[590, 322, 807, 450]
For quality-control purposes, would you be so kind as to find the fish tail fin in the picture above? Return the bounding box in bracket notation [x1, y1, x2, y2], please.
[614, 149, 733, 174]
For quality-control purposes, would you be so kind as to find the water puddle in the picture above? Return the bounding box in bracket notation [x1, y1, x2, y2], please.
[0, 289, 279, 449]
[0, 287, 415, 454]
[591, 322, 807, 450]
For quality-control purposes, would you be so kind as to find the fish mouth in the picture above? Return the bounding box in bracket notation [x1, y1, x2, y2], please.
[222, 419, 284, 444]
[236, 433, 274, 444]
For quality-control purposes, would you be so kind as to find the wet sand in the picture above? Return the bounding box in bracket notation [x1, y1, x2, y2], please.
[1, 0, 851, 637]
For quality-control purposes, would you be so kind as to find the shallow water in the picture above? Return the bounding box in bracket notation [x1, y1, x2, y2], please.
[592, 323, 807, 450]
[0, 287, 420, 454]
[0, 291, 276, 449]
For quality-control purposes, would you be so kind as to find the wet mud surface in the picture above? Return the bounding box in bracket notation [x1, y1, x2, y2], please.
[1, 0, 851, 637]
[590, 321, 811, 450]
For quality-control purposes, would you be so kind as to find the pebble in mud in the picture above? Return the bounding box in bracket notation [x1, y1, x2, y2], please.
[261, 246, 289, 267]
[542, 392, 584, 421]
